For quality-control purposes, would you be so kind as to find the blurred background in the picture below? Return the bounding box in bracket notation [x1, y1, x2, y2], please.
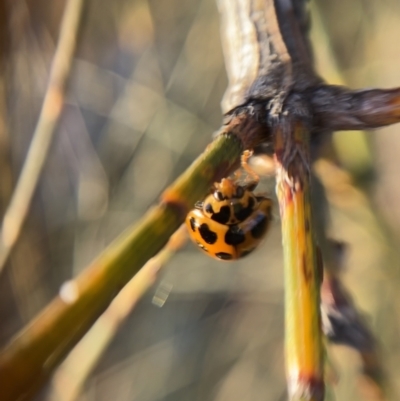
[0, 0, 400, 400]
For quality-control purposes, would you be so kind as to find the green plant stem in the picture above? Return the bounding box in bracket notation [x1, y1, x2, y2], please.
[275, 121, 324, 401]
[0, 132, 243, 401]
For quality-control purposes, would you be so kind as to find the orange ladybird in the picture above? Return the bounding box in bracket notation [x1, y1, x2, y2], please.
[186, 177, 273, 260]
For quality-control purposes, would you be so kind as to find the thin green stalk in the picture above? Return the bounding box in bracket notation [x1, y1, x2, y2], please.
[275, 122, 324, 401]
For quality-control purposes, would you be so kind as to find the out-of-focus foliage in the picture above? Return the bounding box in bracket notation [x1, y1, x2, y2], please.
[0, 1, 399, 400]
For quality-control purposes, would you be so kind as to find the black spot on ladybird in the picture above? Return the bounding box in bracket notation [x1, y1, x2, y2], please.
[251, 215, 267, 239]
[225, 226, 245, 245]
[199, 224, 218, 244]
[211, 205, 231, 224]
[189, 217, 196, 232]
[216, 252, 233, 260]
[215, 191, 225, 201]
[234, 197, 255, 221]
[205, 203, 213, 214]
[248, 197, 255, 209]
[235, 186, 244, 198]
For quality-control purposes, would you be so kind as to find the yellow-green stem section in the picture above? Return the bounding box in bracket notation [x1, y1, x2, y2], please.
[275, 125, 324, 401]
[0, 133, 242, 401]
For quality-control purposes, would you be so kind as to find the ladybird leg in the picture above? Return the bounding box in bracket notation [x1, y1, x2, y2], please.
[194, 201, 203, 209]
[241, 150, 259, 187]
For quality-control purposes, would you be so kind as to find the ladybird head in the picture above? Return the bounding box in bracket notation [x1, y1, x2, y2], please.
[212, 178, 253, 201]
[213, 178, 237, 200]
[201, 178, 258, 225]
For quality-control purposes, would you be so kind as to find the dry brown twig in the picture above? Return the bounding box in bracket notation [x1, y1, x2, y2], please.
[0, 0, 85, 273]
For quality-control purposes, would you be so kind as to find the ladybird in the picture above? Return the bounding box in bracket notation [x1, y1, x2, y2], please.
[185, 152, 273, 260]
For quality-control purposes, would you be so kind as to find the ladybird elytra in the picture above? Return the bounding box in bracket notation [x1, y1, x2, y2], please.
[186, 208, 239, 259]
